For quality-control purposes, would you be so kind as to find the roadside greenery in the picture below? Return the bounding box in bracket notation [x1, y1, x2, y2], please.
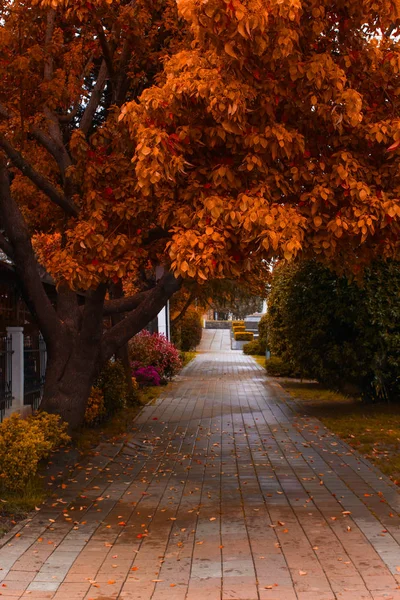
[172, 309, 203, 351]
[266, 260, 400, 402]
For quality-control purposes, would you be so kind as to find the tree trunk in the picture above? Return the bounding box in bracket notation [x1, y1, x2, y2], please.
[110, 281, 134, 395]
[40, 338, 100, 431]
[38, 275, 181, 430]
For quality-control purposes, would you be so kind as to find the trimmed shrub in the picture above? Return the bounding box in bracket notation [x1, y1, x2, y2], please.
[243, 340, 265, 355]
[232, 320, 245, 327]
[234, 331, 254, 341]
[0, 413, 70, 492]
[265, 357, 297, 377]
[233, 325, 246, 332]
[129, 330, 182, 382]
[172, 309, 203, 351]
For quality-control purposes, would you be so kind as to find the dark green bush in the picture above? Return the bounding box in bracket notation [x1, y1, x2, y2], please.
[265, 357, 297, 377]
[243, 340, 265, 355]
[235, 331, 254, 341]
[172, 309, 203, 351]
[232, 320, 245, 327]
[266, 260, 400, 401]
[258, 314, 268, 352]
[96, 359, 136, 415]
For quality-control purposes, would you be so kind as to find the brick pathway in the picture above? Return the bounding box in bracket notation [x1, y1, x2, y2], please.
[1, 329, 400, 600]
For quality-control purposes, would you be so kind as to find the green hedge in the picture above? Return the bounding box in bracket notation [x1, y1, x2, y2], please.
[266, 259, 400, 402]
[235, 331, 254, 341]
[243, 340, 265, 355]
[172, 309, 203, 351]
[96, 359, 137, 414]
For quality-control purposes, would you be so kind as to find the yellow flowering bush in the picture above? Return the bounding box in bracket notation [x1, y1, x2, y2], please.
[84, 386, 106, 426]
[0, 412, 70, 492]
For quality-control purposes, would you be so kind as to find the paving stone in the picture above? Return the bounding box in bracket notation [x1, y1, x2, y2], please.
[1, 329, 400, 599]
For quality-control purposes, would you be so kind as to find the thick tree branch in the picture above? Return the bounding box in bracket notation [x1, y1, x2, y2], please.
[103, 289, 151, 315]
[101, 273, 182, 361]
[80, 284, 107, 346]
[0, 135, 79, 217]
[30, 127, 72, 176]
[144, 226, 171, 246]
[95, 21, 114, 79]
[0, 101, 72, 177]
[80, 61, 108, 136]
[171, 291, 195, 326]
[114, 39, 131, 106]
[0, 159, 63, 347]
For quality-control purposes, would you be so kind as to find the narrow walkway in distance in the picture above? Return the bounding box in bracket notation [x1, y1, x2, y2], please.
[0, 330, 400, 600]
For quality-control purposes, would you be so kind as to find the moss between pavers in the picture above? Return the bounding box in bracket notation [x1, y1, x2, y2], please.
[279, 378, 400, 485]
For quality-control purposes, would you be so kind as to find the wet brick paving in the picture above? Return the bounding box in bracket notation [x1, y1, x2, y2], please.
[0, 329, 400, 600]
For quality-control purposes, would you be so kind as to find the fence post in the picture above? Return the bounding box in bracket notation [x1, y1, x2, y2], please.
[6, 326, 24, 414]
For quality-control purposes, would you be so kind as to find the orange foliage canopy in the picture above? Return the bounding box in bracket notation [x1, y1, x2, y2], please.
[1, 0, 400, 297]
[121, 0, 400, 278]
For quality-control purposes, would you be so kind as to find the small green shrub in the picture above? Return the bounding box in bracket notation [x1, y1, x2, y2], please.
[84, 386, 106, 426]
[243, 340, 265, 355]
[172, 309, 203, 351]
[179, 351, 197, 367]
[0, 413, 70, 492]
[96, 359, 134, 414]
[258, 314, 268, 351]
[265, 357, 296, 377]
[234, 331, 254, 341]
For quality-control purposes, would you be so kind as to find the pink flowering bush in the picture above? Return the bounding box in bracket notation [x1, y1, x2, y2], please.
[129, 331, 182, 383]
[133, 365, 161, 387]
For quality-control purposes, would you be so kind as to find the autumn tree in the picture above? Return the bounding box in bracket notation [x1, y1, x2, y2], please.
[2, 0, 400, 427]
[0, 0, 188, 428]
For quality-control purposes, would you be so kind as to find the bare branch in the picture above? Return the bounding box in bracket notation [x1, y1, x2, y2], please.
[114, 39, 131, 106]
[0, 135, 79, 217]
[30, 126, 72, 177]
[80, 61, 108, 136]
[44, 9, 56, 81]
